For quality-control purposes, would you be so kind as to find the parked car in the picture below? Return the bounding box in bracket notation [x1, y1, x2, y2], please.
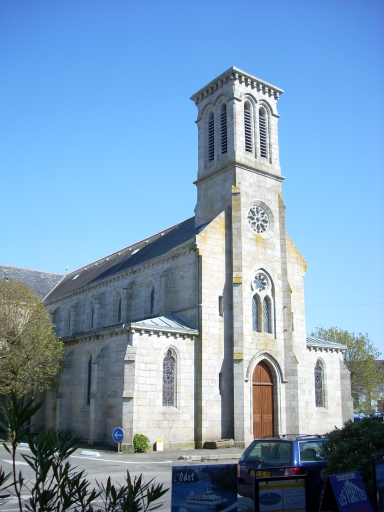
[237, 435, 328, 509]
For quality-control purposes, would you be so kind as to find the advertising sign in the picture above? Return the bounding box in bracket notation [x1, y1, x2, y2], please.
[320, 472, 373, 512]
[373, 452, 384, 512]
[254, 477, 306, 512]
[171, 464, 237, 511]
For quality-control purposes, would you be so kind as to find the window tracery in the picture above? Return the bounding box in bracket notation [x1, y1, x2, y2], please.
[315, 360, 325, 407]
[251, 270, 274, 335]
[163, 349, 176, 406]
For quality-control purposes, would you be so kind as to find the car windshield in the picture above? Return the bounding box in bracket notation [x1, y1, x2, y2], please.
[243, 441, 291, 464]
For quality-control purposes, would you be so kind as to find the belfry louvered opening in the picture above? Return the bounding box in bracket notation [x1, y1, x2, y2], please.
[259, 108, 268, 158]
[208, 112, 214, 161]
[244, 102, 253, 152]
[220, 104, 227, 154]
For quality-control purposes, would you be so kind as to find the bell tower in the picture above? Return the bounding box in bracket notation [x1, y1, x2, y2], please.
[190, 66, 284, 227]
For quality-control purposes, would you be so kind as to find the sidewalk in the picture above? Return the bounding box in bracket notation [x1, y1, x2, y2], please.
[76, 445, 243, 463]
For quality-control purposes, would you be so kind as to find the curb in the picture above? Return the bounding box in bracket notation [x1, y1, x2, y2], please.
[178, 453, 242, 461]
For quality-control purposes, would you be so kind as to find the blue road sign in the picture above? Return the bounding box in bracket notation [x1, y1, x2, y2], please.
[112, 427, 124, 443]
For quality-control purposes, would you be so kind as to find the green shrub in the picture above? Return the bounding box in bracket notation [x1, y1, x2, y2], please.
[133, 433, 150, 453]
[323, 416, 384, 503]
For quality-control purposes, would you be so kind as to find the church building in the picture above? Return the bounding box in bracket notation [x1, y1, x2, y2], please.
[43, 67, 353, 451]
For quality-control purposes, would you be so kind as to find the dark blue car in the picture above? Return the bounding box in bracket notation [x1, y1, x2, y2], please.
[237, 435, 328, 509]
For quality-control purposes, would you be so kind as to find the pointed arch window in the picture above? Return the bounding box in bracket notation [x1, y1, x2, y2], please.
[90, 302, 94, 329]
[87, 355, 92, 406]
[252, 295, 260, 332]
[244, 102, 253, 152]
[117, 294, 122, 323]
[220, 104, 227, 154]
[149, 285, 155, 315]
[208, 112, 214, 161]
[263, 297, 271, 333]
[163, 349, 176, 406]
[67, 309, 71, 335]
[314, 360, 325, 407]
[259, 107, 268, 158]
[251, 270, 275, 336]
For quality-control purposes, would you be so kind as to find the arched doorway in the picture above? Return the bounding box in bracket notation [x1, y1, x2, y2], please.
[252, 361, 274, 438]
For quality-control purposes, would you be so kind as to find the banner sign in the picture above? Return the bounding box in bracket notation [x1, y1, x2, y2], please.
[171, 464, 237, 511]
[372, 452, 384, 512]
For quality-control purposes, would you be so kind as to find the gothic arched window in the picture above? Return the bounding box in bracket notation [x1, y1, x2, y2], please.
[67, 309, 71, 335]
[263, 296, 271, 333]
[259, 107, 268, 158]
[220, 104, 227, 154]
[244, 102, 253, 152]
[163, 349, 176, 406]
[252, 295, 260, 332]
[90, 302, 94, 329]
[87, 355, 92, 406]
[251, 270, 275, 336]
[314, 360, 325, 407]
[208, 112, 214, 161]
[149, 285, 155, 315]
[117, 294, 122, 322]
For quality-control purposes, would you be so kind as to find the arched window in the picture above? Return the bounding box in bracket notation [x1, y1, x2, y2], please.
[252, 295, 260, 332]
[244, 102, 253, 152]
[251, 270, 275, 336]
[220, 104, 227, 154]
[314, 360, 325, 407]
[87, 355, 92, 406]
[208, 112, 214, 161]
[117, 294, 122, 323]
[259, 107, 268, 158]
[149, 285, 155, 315]
[90, 302, 94, 329]
[67, 309, 71, 335]
[263, 296, 271, 333]
[163, 349, 176, 406]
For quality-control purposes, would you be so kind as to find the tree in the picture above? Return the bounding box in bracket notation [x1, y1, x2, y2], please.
[0, 279, 64, 397]
[311, 326, 383, 414]
[322, 417, 384, 504]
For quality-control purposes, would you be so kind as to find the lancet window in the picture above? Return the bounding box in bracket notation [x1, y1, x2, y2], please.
[251, 271, 274, 335]
[163, 348, 176, 406]
[314, 360, 325, 407]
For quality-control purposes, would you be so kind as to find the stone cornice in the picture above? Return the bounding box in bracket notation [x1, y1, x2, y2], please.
[60, 324, 125, 344]
[194, 161, 285, 187]
[191, 66, 284, 105]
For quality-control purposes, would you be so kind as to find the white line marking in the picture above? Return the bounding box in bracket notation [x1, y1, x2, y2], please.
[70, 455, 172, 464]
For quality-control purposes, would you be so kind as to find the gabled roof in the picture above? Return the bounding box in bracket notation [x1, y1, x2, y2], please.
[306, 335, 347, 353]
[129, 314, 199, 336]
[45, 217, 205, 302]
[0, 264, 64, 300]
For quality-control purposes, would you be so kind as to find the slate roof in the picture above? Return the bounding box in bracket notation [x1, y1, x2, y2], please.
[306, 335, 347, 352]
[45, 217, 205, 302]
[0, 265, 64, 300]
[129, 314, 199, 336]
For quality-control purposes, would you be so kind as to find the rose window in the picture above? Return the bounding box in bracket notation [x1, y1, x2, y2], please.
[247, 206, 269, 233]
[253, 273, 268, 292]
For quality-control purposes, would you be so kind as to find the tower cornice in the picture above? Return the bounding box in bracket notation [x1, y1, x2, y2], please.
[190, 66, 284, 105]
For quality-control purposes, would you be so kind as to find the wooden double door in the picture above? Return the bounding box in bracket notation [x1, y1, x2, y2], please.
[252, 361, 274, 438]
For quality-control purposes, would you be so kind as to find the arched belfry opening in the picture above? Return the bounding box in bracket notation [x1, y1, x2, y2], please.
[252, 361, 274, 438]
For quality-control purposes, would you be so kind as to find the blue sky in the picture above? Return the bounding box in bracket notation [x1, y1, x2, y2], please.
[1, 0, 383, 355]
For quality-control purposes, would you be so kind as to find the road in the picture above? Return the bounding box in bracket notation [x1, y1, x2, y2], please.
[0, 444, 254, 511]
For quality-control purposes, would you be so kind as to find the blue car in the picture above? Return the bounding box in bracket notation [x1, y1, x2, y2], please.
[237, 435, 328, 509]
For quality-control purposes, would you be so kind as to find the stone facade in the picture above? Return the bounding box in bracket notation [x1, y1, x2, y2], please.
[42, 67, 353, 451]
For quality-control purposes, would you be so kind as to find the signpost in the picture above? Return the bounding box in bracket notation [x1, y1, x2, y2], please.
[112, 427, 124, 453]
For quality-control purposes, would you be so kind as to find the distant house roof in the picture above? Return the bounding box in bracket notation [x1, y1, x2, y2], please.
[306, 335, 347, 353]
[45, 217, 205, 302]
[0, 265, 64, 300]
